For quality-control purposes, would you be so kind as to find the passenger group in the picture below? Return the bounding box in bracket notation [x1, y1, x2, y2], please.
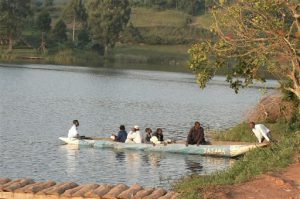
[68, 120, 272, 146]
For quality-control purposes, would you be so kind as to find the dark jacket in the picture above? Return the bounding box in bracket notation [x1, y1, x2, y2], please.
[145, 133, 152, 143]
[187, 126, 205, 145]
[116, 130, 127, 143]
[152, 132, 164, 141]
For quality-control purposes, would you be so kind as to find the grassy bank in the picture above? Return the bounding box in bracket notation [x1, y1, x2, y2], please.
[175, 122, 300, 199]
[110, 44, 189, 68]
[212, 122, 291, 142]
[0, 48, 103, 67]
[0, 44, 190, 72]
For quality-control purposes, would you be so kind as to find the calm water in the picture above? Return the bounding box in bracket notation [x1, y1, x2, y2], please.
[0, 64, 277, 188]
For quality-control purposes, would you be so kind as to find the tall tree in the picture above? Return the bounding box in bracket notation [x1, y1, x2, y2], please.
[188, 0, 300, 100]
[85, 0, 131, 55]
[52, 19, 67, 43]
[0, 0, 31, 51]
[44, 0, 53, 7]
[64, 0, 87, 42]
[36, 10, 51, 53]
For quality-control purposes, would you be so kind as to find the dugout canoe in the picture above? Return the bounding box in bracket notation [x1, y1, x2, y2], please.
[59, 137, 267, 158]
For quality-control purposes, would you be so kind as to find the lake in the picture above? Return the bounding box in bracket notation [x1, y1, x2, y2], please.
[0, 63, 277, 189]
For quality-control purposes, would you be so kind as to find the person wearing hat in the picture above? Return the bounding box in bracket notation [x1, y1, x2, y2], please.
[125, 125, 142, 144]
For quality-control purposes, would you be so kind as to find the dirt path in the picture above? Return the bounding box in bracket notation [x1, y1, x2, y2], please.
[211, 162, 300, 199]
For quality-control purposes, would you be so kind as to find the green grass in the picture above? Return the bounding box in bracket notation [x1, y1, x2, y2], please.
[0, 49, 41, 60]
[0, 48, 103, 67]
[130, 8, 190, 28]
[113, 44, 189, 58]
[110, 44, 190, 71]
[48, 48, 103, 66]
[191, 13, 214, 30]
[175, 128, 300, 198]
[212, 122, 290, 142]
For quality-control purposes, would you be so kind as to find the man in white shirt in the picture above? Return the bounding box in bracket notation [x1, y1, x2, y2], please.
[249, 122, 271, 143]
[68, 120, 80, 139]
[125, 125, 142, 144]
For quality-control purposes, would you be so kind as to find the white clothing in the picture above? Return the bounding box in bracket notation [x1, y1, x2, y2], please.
[150, 136, 161, 145]
[252, 124, 270, 143]
[68, 125, 79, 138]
[125, 130, 142, 144]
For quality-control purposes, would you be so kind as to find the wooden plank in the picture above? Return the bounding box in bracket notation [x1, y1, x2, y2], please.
[0, 179, 22, 191]
[0, 178, 11, 185]
[72, 184, 99, 197]
[132, 188, 154, 199]
[14, 192, 35, 199]
[29, 181, 56, 193]
[143, 188, 167, 199]
[14, 182, 43, 193]
[61, 184, 85, 197]
[103, 183, 129, 199]
[0, 191, 13, 198]
[3, 178, 34, 192]
[158, 191, 178, 199]
[44, 182, 78, 195]
[84, 184, 113, 198]
[118, 184, 143, 199]
[37, 182, 77, 195]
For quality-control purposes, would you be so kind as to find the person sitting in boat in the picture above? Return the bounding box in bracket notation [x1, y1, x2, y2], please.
[114, 125, 127, 143]
[68, 120, 80, 139]
[125, 125, 142, 144]
[249, 122, 271, 143]
[144, 128, 152, 143]
[150, 128, 164, 145]
[186, 121, 206, 146]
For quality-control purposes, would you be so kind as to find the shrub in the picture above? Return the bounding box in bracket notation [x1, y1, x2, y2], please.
[246, 95, 295, 123]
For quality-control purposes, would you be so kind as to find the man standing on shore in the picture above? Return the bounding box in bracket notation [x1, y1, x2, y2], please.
[186, 121, 206, 146]
[249, 122, 271, 143]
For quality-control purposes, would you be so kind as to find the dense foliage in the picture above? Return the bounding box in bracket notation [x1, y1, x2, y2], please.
[0, 0, 31, 51]
[129, 0, 235, 16]
[189, 0, 300, 100]
[85, 0, 131, 55]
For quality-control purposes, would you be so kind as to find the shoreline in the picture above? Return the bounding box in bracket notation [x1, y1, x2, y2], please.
[174, 123, 300, 198]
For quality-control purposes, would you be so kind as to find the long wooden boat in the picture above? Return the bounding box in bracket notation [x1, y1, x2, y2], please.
[58, 137, 267, 158]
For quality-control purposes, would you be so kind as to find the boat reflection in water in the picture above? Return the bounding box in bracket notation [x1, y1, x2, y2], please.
[58, 144, 234, 188]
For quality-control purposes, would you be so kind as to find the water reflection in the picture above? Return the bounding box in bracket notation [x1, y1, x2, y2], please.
[114, 150, 126, 163]
[59, 145, 79, 175]
[185, 157, 203, 173]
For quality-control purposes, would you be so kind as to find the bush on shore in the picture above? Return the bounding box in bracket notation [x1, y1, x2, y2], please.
[246, 95, 295, 123]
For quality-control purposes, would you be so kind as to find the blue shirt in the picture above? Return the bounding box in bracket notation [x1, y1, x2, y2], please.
[116, 130, 127, 143]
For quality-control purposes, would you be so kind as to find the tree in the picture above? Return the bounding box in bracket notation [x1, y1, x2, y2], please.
[85, 0, 131, 55]
[0, 0, 31, 51]
[44, 0, 54, 7]
[64, 0, 87, 42]
[77, 29, 91, 49]
[36, 10, 51, 53]
[52, 19, 67, 43]
[188, 0, 300, 100]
